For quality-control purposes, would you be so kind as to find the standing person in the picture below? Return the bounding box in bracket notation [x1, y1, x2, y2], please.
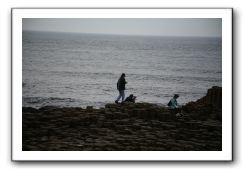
[115, 73, 127, 104]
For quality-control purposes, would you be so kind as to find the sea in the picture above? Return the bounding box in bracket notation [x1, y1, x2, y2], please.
[22, 31, 222, 108]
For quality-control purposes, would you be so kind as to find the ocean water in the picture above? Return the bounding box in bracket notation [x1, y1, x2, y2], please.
[23, 31, 222, 108]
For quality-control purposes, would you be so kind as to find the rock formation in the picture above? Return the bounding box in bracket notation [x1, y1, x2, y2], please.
[183, 86, 222, 121]
[22, 86, 222, 151]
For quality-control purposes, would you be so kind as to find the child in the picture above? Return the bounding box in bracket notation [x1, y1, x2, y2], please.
[168, 94, 179, 109]
[124, 94, 136, 103]
[168, 94, 183, 117]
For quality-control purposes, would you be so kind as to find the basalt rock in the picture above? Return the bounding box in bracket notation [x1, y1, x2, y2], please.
[183, 86, 222, 121]
[199, 86, 222, 109]
[22, 87, 222, 151]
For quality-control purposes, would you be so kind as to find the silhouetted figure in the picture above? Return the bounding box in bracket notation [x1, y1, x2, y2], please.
[115, 73, 127, 104]
[124, 94, 136, 103]
[168, 94, 182, 116]
[168, 94, 179, 109]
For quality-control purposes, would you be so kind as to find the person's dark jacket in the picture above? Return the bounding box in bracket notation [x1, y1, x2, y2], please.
[125, 94, 136, 103]
[117, 77, 126, 91]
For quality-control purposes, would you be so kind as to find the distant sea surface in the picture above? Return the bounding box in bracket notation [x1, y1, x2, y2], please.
[23, 31, 222, 108]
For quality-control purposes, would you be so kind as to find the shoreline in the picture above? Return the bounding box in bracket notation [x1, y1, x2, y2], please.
[22, 95, 206, 110]
[23, 86, 222, 151]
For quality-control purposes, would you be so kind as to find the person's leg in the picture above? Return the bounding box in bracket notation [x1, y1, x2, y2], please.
[116, 90, 122, 102]
[121, 90, 125, 102]
[176, 108, 181, 114]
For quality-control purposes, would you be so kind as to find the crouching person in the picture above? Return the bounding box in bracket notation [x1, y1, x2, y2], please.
[124, 94, 136, 103]
[168, 94, 183, 117]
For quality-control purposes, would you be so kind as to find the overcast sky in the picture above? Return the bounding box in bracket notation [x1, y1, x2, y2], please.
[23, 18, 221, 37]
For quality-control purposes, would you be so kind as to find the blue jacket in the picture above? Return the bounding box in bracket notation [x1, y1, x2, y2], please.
[169, 98, 178, 109]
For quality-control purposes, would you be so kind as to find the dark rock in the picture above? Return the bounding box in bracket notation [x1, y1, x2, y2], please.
[22, 86, 222, 151]
[39, 106, 60, 112]
[86, 106, 93, 111]
[23, 107, 39, 113]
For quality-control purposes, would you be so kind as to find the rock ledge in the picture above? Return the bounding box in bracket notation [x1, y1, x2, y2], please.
[23, 86, 222, 151]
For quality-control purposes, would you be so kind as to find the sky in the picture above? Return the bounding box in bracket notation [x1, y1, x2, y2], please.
[23, 18, 222, 37]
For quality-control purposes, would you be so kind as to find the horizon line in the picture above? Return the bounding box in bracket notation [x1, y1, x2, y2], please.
[22, 29, 222, 38]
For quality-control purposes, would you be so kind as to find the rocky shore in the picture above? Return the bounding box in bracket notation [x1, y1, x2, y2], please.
[23, 86, 222, 151]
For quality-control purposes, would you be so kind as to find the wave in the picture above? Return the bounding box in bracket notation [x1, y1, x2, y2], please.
[23, 96, 108, 109]
[23, 97, 75, 105]
[23, 32, 222, 109]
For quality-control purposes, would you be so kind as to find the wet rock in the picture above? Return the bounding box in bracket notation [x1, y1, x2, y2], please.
[86, 106, 93, 112]
[184, 86, 222, 121]
[22, 87, 222, 151]
[23, 107, 39, 113]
